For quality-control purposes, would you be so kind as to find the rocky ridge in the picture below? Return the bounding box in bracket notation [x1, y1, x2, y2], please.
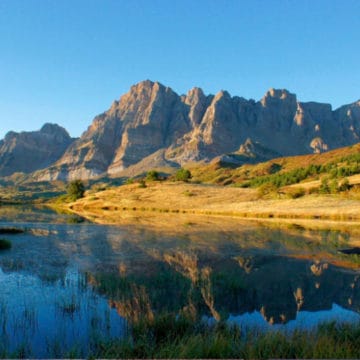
[2, 80, 360, 180]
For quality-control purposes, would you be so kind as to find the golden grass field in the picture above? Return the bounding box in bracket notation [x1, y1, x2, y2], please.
[67, 181, 360, 225]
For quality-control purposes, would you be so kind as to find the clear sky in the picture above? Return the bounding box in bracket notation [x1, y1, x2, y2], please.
[0, 0, 359, 139]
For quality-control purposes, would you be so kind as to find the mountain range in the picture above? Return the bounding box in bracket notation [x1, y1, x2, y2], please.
[1, 80, 360, 181]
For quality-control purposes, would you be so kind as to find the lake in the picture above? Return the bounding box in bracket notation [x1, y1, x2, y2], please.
[0, 205, 359, 357]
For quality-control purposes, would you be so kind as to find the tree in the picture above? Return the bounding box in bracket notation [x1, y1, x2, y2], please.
[67, 180, 85, 201]
[175, 168, 192, 182]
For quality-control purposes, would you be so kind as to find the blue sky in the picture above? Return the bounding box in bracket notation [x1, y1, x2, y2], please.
[0, 0, 359, 138]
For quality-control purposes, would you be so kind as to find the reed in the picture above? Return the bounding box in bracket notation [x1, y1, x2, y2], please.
[91, 315, 360, 359]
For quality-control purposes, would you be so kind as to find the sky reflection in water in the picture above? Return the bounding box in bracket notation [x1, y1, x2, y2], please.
[0, 207, 359, 357]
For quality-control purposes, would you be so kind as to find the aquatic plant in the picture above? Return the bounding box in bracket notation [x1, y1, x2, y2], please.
[56, 295, 80, 315]
[0, 238, 12, 250]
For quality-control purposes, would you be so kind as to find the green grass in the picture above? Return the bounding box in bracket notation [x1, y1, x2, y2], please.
[0, 238, 12, 250]
[90, 316, 360, 359]
[0, 309, 359, 358]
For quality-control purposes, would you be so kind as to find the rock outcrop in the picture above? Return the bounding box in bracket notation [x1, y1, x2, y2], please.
[21, 81, 360, 180]
[0, 123, 74, 176]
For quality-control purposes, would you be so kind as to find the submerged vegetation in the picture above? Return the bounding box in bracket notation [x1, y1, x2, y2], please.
[0, 238, 12, 250]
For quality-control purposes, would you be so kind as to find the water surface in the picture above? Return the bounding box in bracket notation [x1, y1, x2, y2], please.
[0, 206, 359, 357]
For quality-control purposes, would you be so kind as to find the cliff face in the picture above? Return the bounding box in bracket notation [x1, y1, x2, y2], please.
[0, 123, 74, 176]
[24, 81, 360, 180]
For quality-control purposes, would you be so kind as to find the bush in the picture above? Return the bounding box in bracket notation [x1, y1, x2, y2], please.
[175, 168, 192, 182]
[258, 183, 278, 197]
[319, 178, 330, 194]
[146, 170, 160, 181]
[0, 238, 12, 250]
[67, 180, 85, 201]
[138, 180, 147, 188]
[286, 187, 306, 199]
[339, 178, 351, 192]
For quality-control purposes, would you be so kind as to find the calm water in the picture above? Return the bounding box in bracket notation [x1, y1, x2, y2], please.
[0, 206, 359, 357]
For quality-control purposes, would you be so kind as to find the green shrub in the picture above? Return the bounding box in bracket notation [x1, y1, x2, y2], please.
[146, 170, 160, 181]
[258, 183, 278, 197]
[0, 238, 12, 250]
[125, 178, 134, 185]
[329, 179, 339, 194]
[67, 180, 85, 201]
[138, 180, 147, 188]
[319, 178, 330, 194]
[175, 168, 192, 182]
[286, 187, 306, 199]
[339, 178, 351, 192]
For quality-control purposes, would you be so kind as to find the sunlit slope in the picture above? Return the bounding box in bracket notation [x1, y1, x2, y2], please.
[190, 142, 360, 187]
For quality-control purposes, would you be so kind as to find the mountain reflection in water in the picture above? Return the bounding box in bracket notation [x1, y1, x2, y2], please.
[0, 207, 359, 357]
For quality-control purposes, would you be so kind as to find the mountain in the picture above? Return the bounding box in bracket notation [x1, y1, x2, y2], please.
[14, 81, 360, 180]
[0, 123, 75, 177]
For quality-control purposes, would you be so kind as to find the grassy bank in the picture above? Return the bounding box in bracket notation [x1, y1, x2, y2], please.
[63, 181, 360, 224]
[2, 315, 359, 358]
[94, 316, 360, 359]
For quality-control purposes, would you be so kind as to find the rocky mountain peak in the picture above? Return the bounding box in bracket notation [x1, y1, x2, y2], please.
[214, 90, 231, 102]
[4, 131, 17, 141]
[126, 80, 168, 99]
[183, 87, 209, 127]
[0, 124, 75, 177]
[40, 122, 67, 134]
[185, 87, 205, 102]
[261, 88, 297, 107]
[39, 123, 72, 143]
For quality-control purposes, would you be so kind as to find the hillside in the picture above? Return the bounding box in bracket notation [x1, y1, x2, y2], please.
[190, 142, 360, 189]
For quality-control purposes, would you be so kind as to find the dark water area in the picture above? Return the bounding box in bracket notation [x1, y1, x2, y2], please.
[0, 206, 359, 357]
